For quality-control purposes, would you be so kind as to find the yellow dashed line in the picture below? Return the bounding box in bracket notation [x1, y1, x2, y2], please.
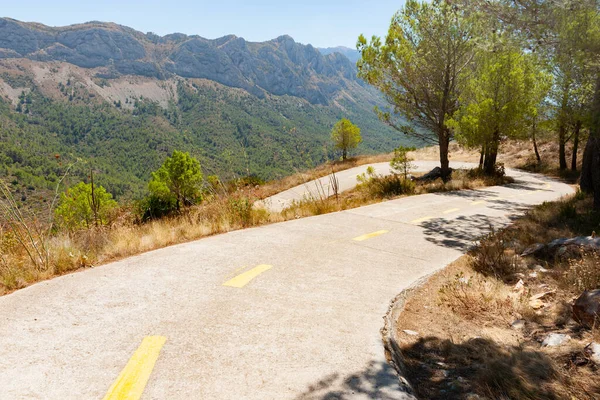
[223, 264, 273, 288]
[224, 265, 250, 280]
[353, 230, 389, 242]
[471, 201, 486, 205]
[411, 216, 434, 224]
[103, 336, 167, 400]
[443, 208, 460, 214]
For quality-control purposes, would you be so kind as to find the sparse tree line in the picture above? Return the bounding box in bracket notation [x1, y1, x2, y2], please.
[357, 0, 600, 209]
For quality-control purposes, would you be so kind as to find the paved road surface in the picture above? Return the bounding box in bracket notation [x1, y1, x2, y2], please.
[0, 167, 572, 399]
[262, 161, 477, 212]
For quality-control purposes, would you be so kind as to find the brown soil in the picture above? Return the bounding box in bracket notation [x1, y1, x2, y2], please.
[394, 195, 600, 400]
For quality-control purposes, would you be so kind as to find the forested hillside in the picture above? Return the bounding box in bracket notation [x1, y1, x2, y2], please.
[0, 19, 415, 205]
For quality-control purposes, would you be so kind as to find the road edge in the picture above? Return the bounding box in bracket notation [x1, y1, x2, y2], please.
[381, 273, 440, 400]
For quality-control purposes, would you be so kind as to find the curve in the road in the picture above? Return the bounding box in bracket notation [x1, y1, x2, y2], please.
[262, 161, 478, 212]
[0, 167, 573, 399]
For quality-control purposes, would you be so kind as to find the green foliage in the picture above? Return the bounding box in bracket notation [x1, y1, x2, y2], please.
[54, 181, 117, 230]
[448, 36, 551, 174]
[357, 167, 415, 198]
[357, 0, 477, 176]
[331, 118, 361, 160]
[390, 145, 416, 179]
[148, 150, 203, 212]
[138, 194, 177, 222]
[0, 75, 417, 210]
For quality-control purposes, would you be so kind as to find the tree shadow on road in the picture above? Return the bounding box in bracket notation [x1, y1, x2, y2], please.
[294, 360, 413, 400]
[418, 196, 533, 251]
[419, 214, 508, 251]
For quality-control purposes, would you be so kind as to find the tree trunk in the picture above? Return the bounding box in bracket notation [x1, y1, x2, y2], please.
[484, 129, 500, 175]
[90, 169, 98, 227]
[479, 144, 485, 170]
[558, 85, 570, 170]
[342, 148, 347, 161]
[571, 120, 582, 171]
[439, 130, 451, 181]
[532, 120, 541, 164]
[559, 123, 568, 170]
[580, 76, 600, 210]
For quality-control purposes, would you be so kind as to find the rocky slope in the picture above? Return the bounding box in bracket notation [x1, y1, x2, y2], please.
[0, 18, 412, 204]
[0, 18, 360, 105]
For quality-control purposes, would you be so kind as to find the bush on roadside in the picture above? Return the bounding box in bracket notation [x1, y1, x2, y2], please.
[357, 168, 415, 198]
[138, 194, 177, 222]
[471, 228, 517, 279]
[561, 251, 600, 292]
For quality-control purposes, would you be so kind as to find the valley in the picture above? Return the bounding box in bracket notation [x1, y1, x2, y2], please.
[0, 18, 414, 204]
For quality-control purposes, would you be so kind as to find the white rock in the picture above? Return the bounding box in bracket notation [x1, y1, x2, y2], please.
[511, 319, 526, 330]
[528, 272, 538, 278]
[534, 265, 549, 273]
[542, 333, 571, 347]
[403, 329, 419, 336]
[513, 279, 525, 293]
[585, 342, 600, 364]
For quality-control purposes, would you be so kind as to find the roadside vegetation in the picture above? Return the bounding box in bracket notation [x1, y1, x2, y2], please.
[396, 193, 600, 399]
[0, 136, 515, 294]
[356, 1, 600, 398]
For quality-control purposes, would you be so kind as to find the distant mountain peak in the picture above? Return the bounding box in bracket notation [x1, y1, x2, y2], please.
[318, 46, 360, 64]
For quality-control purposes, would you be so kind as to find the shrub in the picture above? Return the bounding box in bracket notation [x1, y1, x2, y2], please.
[358, 170, 415, 198]
[54, 181, 118, 230]
[228, 196, 253, 227]
[390, 145, 416, 179]
[148, 150, 203, 212]
[470, 228, 517, 279]
[138, 194, 177, 222]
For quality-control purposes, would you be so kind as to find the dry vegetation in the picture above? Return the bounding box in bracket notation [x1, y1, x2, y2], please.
[0, 140, 547, 295]
[396, 193, 600, 399]
[254, 152, 394, 199]
[280, 168, 511, 219]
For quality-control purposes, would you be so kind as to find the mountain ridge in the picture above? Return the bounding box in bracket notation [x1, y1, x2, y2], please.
[0, 18, 360, 105]
[0, 18, 414, 205]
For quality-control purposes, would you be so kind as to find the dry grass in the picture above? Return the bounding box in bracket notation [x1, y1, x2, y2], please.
[0, 141, 526, 295]
[0, 193, 277, 294]
[395, 193, 600, 399]
[254, 153, 393, 199]
[438, 270, 527, 325]
[281, 168, 512, 219]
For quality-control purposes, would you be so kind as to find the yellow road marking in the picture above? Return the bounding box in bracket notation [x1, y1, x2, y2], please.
[410, 216, 434, 224]
[443, 208, 460, 214]
[471, 201, 486, 205]
[223, 264, 273, 288]
[224, 264, 250, 280]
[353, 230, 389, 242]
[103, 336, 167, 400]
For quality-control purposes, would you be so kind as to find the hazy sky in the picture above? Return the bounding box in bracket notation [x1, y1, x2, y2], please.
[2, 1, 405, 48]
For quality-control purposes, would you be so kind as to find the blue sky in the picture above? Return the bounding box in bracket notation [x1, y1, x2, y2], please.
[2, 1, 405, 48]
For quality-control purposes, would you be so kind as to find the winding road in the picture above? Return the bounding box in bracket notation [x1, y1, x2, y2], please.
[0, 164, 572, 399]
[262, 161, 477, 212]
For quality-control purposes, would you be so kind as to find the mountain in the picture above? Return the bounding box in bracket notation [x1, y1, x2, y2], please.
[0, 19, 415, 204]
[318, 46, 361, 64]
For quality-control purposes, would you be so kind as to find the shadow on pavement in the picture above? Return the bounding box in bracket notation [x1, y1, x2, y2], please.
[295, 360, 411, 400]
[419, 211, 521, 251]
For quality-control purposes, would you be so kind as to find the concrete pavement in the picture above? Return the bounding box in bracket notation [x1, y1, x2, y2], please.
[0, 167, 573, 399]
